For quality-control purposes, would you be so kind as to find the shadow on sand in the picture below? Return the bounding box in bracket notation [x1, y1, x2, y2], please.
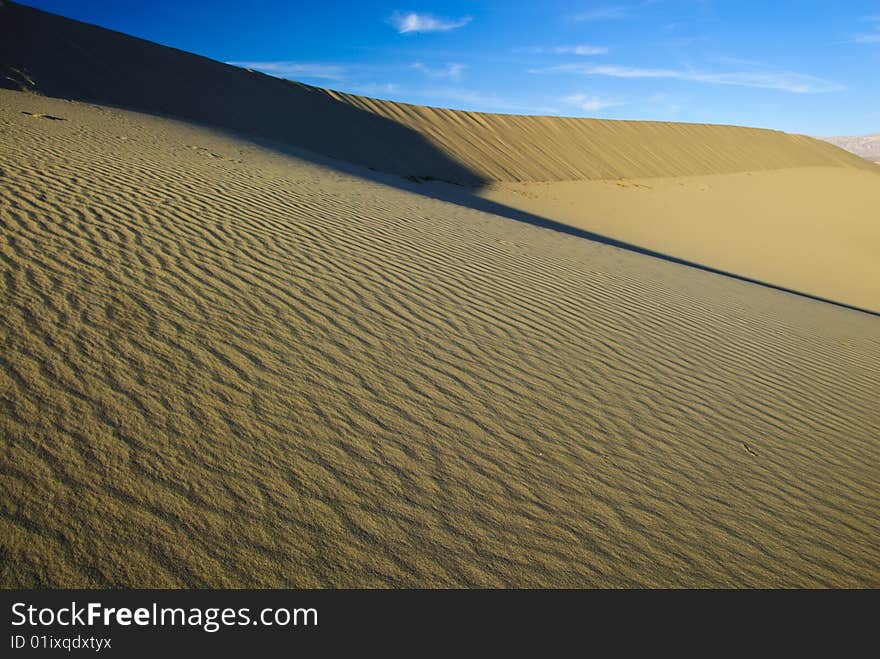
[295, 149, 880, 318]
[3, 0, 877, 317]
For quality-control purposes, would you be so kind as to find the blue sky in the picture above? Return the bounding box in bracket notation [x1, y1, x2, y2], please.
[21, 1, 880, 134]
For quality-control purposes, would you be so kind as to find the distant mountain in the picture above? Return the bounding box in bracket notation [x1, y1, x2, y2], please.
[818, 134, 880, 162]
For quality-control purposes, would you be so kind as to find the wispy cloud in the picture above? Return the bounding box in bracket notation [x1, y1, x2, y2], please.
[572, 6, 629, 21]
[571, 1, 664, 23]
[411, 62, 467, 80]
[228, 61, 345, 80]
[716, 56, 771, 68]
[850, 14, 880, 42]
[521, 44, 609, 56]
[648, 92, 682, 115]
[529, 63, 843, 93]
[561, 93, 622, 112]
[388, 11, 472, 34]
[346, 82, 401, 97]
[554, 44, 609, 56]
[408, 88, 559, 115]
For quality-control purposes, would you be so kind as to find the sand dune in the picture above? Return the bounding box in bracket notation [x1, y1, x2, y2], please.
[2, 90, 879, 588]
[1, 1, 879, 588]
[2, 2, 873, 184]
[333, 89, 876, 181]
[2, 0, 877, 314]
[473, 168, 880, 312]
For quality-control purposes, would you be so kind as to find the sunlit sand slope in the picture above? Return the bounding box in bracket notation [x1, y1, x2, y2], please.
[472, 168, 880, 313]
[333, 90, 876, 181]
[2, 91, 879, 587]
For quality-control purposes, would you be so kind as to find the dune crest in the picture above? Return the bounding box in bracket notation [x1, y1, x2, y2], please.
[331, 89, 875, 182]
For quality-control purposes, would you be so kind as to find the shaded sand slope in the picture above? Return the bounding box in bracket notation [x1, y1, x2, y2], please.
[2, 91, 879, 587]
[0, 1, 479, 184]
[1, 0, 874, 184]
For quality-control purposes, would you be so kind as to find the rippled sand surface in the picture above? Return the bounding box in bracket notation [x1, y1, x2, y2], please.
[2, 92, 878, 587]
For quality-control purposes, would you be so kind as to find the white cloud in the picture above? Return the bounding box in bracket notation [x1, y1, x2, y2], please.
[850, 15, 880, 42]
[716, 56, 770, 68]
[648, 92, 682, 115]
[572, 1, 666, 23]
[562, 93, 622, 111]
[572, 6, 628, 21]
[347, 82, 400, 97]
[411, 62, 467, 80]
[408, 87, 559, 114]
[388, 12, 472, 34]
[529, 63, 843, 93]
[228, 61, 345, 80]
[554, 45, 609, 56]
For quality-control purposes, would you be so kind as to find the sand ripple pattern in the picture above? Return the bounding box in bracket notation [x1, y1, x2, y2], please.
[1, 93, 879, 587]
[334, 91, 877, 181]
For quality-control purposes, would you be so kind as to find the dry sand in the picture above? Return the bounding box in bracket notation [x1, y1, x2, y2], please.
[1, 0, 879, 588]
[472, 168, 880, 312]
[334, 89, 876, 181]
[2, 90, 879, 588]
[4, 0, 877, 312]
